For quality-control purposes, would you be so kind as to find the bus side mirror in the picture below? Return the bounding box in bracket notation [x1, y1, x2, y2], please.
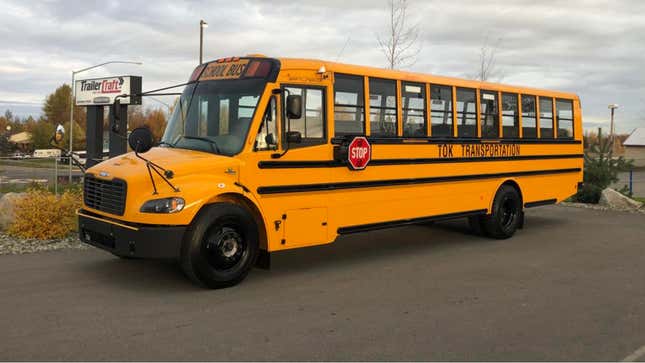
[286, 95, 302, 119]
[265, 133, 277, 146]
[128, 127, 154, 154]
[286, 131, 302, 144]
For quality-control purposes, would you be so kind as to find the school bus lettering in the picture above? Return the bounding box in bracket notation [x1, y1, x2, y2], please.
[78, 56, 583, 289]
[200, 59, 250, 80]
[438, 144, 454, 158]
[437, 144, 521, 158]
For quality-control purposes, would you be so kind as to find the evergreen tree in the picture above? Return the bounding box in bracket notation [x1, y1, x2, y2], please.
[575, 131, 633, 203]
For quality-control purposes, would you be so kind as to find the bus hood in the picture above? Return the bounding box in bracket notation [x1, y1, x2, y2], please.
[84, 147, 242, 224]
[89, 147, 239, 181]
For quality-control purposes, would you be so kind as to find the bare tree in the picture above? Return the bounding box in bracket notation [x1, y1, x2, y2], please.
[477, 36, 503, 82]
[377, 0, 420, 70]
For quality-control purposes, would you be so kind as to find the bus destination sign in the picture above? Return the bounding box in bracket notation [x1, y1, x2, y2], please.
[201, 59, 250, 81]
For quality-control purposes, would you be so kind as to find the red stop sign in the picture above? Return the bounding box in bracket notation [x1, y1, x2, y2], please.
[347, 136, 371, 170]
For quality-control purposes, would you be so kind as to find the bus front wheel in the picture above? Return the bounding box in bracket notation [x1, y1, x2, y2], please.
[482, 185, 522, 239]
[180, 203, 259, 288]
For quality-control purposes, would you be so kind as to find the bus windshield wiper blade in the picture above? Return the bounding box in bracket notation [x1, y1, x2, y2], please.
[158, 141, 174, 148]
[181, 135, 222, 154]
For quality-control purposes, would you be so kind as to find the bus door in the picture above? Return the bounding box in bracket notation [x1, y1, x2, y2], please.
[241, 84, 333, 249]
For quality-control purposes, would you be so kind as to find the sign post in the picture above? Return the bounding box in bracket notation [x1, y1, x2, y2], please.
[75, 76, 142, 166]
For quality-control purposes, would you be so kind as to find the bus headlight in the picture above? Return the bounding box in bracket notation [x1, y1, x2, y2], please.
[140, 197, 185, 213]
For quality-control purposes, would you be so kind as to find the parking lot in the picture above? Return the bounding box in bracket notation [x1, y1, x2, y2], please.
[0, 205, 644, 361]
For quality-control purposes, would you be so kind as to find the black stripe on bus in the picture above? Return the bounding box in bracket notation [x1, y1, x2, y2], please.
[330, 137, 582, 145]
[258, 154, 584, 169]
[524, 199, 558, 208]
[256, 167, 581, 195]
[337, 209, 488, 235]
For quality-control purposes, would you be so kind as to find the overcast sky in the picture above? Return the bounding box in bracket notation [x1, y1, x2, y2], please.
[1, 0, 644, 133]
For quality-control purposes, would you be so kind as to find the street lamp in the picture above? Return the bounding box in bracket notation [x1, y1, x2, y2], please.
[200, 20, 208, 64]
[608, 104, 619, 141]
[68, 60, 142, 182]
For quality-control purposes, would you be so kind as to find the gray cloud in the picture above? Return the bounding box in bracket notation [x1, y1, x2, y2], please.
[0, 0, 643, 132]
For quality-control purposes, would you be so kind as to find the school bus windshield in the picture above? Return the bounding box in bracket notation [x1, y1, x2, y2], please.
[161, 78, 266, 156]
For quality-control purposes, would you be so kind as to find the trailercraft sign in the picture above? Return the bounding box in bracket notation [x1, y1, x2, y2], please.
[75, 76, 142, 106]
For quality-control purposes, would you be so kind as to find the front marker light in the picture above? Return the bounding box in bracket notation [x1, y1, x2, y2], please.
[140, 197, 185, 213]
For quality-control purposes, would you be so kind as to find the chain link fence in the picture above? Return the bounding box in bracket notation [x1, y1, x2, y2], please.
[0, 157, 83, 195]
[614, 156, 645, 199]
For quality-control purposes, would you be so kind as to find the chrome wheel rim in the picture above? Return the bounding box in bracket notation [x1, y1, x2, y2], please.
[204, 226, 246, 271]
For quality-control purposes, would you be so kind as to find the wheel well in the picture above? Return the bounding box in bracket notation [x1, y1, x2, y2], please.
[199, 193, 268, 251]
[501, 180, 523, 206]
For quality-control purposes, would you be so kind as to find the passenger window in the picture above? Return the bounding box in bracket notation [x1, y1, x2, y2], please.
[369, 78, 397, 137]
[284, 86, 326, 146]
[334, 74, 365, 136]
[539, 97, 554, 138]
[480, 90, 499, 138]
[502, 93, 519, 138]
[556, 99, 574, 138]
[430, 85, 453, 137]
[521, 95, 537, 138]
[402, 82, 426, 137]
[457, 88, 477, 138]
[255, 96, 277, 150]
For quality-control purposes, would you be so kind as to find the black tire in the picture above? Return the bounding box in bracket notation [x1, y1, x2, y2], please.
[180, 203, 259, 288]
[482, 185, 522, 239]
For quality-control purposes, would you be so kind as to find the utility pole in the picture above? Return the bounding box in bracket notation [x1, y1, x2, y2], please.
[199, 20, 208, 64]
[608, 104, 619, 150]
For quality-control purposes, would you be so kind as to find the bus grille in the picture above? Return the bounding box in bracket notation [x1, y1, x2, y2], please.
[84, 175, 127, 216]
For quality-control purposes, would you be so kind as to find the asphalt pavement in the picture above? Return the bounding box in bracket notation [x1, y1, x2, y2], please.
[0, 205, 644, 361]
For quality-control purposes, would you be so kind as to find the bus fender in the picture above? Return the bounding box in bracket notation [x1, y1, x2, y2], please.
[195, 190, 270, 254]
[490, 179, 524, 213]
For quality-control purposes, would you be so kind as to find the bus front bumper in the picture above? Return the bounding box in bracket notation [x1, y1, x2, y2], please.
[78, 210, 186, 259]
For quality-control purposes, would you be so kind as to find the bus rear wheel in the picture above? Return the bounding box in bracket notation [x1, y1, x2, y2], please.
[482, 185, 522, 239]
[181, 203, 259, 289]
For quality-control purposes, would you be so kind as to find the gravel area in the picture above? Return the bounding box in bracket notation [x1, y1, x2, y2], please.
[0, 233, 88, 255]
[560, 202, 645, 214]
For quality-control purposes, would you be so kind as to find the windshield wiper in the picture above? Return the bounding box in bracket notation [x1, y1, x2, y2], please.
[180, 135, 222, 154]
[158, 141, 174, 148]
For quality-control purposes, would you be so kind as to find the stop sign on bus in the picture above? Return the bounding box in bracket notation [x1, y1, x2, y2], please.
[347, 136, 371, 170]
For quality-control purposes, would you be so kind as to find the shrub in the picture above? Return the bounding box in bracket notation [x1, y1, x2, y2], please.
[574, 132, 633, 203]
[7, 188, 82, 239]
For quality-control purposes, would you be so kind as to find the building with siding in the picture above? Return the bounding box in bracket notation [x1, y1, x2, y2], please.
[624, 128, 645, 167]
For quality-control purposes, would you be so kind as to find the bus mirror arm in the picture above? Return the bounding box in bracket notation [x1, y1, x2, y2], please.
[48, 139, 86, 173]
[111, 80, 196, 125]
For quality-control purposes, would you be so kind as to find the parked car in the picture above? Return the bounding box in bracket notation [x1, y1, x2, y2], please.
[10, 151, 29, 159]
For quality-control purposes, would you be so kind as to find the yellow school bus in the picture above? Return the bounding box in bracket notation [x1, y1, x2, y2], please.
[78, 56, 583, 288]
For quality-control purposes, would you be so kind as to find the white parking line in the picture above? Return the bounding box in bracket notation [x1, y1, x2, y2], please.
[623, 344, 645, 362]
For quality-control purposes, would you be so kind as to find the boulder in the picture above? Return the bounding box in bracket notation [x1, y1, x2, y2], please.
[0, 192, 25, 229]
[598, 188, 643, 211]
